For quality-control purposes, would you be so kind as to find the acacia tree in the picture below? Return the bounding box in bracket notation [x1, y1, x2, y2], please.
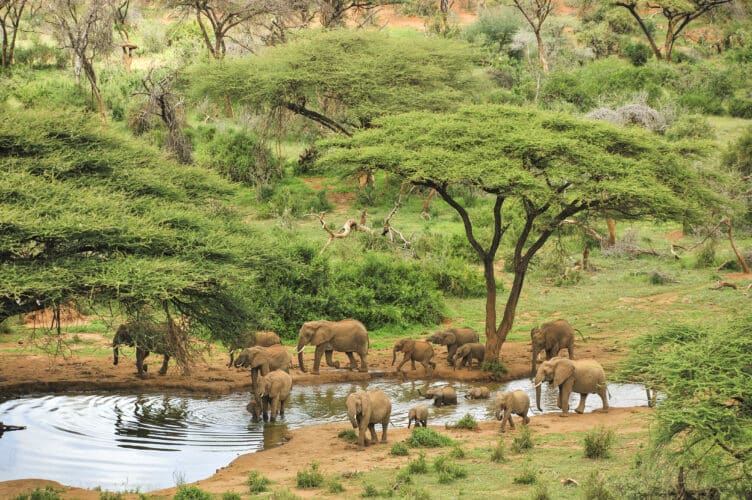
[0, 0, 28, 67]
[319, 105, 721, 362]
[45, 0, 116, 122]
[508, 0, 553, 72]
[612, 0, 733, 61]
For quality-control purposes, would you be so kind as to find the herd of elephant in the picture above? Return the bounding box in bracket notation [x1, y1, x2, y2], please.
[111, 318, 610, 441]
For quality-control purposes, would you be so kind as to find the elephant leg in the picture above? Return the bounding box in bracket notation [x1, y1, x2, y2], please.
[324, 349, 340, 369]
[262, 397, 270, 422]
[598, 387, 609, 412]
[559, 388, 571, 416]
[396, 355, 409, 373]
[158, 354, 170, 376]
[421, 360, 432, 377]
[358, 352, 368, 372]
[575, 393, 588, 414]
[380, 421, 388, 443]
[136, 349, 149, 376]
[447, 346, 457, 366]
[522, 411, 530, 425]
[358, 422, 367, 449]
[251, 368, 259, 392]
[568, 346, 575, 360]
[368, 423, 378, 445]
[507, 411, 515, 430]
[345, 352, 358, 371]
[312, 345, 326, 374]
[270, 397, 279, 422]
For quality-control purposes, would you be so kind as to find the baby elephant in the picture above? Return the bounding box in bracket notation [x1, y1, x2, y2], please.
[407, 405, 429, 428]
[346, 389, 392, 450]
[465, 386, 490, 399]
[419, 386, 457, 407]
[453, 342, 485, 370]
[495, 390, 531, 432]
[392, 339, 436, 377]
[255, 369, 293, 422]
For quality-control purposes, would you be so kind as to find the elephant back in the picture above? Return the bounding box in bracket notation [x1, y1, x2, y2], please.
[367, 389, 392, 422]
[572, 359, 606, 392]
[451, 328, 480, 345]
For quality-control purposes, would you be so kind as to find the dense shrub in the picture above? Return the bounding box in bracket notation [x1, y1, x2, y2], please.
[433, 455, 467, 483]
[247, 471, 272, 493]
[13, 44, 68, 69]
[463, 8, 521, 54]
[728, 96, 752, 119]
[511, 425, 534, 452]
[296, 463, 324, 488]
[406, 452, 429, 473]
[423, 258, 486, 298]
[583, 425, 616, 458]
[390, 442, 409, 456]
[623, 41, 652, 66]
[194, 126, 278, 187]
[173, 486, 212, 500]
[665, 114, 716, 141]
[722, 126, 752, 176]
[513, 467, 538, 484]
[406, 427, 454, 447]
[490, 439, 506, 462]
[448, 413, 478, 430]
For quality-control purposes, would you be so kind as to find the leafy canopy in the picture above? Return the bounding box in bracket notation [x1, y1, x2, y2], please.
[187, 29, 486, 133]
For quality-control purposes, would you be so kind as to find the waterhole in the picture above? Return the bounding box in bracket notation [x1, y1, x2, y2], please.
[0, 378, 649, 491]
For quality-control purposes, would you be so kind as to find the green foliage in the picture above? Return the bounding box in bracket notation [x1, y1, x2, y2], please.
[406, 452, 429, 473]
[449, 445, 465, 459]
[422, 257, 486, 298]
[173, 486, 212, 500]
[582, 470, 616, 499]
[728, 97, 752, 119]
[432, 455, 467, 483]
[647, 270, 675, 285]
[13, 486, 61, 500]
[722, 125, 752, 176]
[221, 493, 241, 500]
[194, 126, 279, 187]
[622, 41, 652, 67]
[448, 413, 478, 430]
[327, 480, 344, 493]
[531, 482, 551, 499]
[390, 441, 409, 456]
[360, 483, 380, 497]
[583, 425, 616, 459]
[338, 429, 358, 442]
[665, 114, 716, 141]
[511, 425, 534, 453]
[247, 471, 272, 493]
[513, 466, 538, 484]
[13, 44, 68, 69]
[463, 8, 521, 54]
[296, 463, 324, 489]
[481, 359, 509, 381]
[98, 492, 124, 500]
[491, 439, 506, 462]
[406, 427, 454, 448]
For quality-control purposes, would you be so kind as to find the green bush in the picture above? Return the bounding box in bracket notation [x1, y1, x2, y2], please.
[360, 483, 380, 497]
[406, 427, 454, 448]
[448, 413, 478, 430]
[14, 44, 68, 69]
[722, 125, 752, 176]
[513, 467, 538, 484]
[247, 471, 272, 493]
[583, 425, 616, 458]
[582, 470, 616, 499]
[327, 481, 344, 493]
[390, 441, 409, 456]
[728, 97, 752, 119]
[511, 425, 534, 453]
[481, 359, 508, 381]
[490, 439, 506, 462]
[532, 482, 551, 500]
[623, 41, 653, 66]
[13, 486, 61, 500]
[296, 463, 324, 489]
[665, 114, 716, 141]
[338, 429, 358, 442]
[406, 452, 429, 473]
[221, 493, 241, 500]
[694, 241, 717, 269]
[449, 445, 465, 459]
[678, 92, 724, 115]
[173, 486, 212, 500]
[432, 455, 467, 483]
[463, 8, 521, 53]
[194, 126, 278, 187]
[423, 257, 486, 298]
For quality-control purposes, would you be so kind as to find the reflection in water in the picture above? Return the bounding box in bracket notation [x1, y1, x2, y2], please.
[0, 378, 649, 491]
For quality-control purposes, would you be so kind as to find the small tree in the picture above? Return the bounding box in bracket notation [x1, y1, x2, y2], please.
[319, 105, 722, 361]
[0, 0, 29, 68]
[507, 0, 554, 72]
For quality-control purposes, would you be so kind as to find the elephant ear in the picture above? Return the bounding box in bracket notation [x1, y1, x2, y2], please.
[553, 359, 575, 387]
[404, 339, 415, 353]
[444, 332, 456, 344]
[311, 323, 330, 345]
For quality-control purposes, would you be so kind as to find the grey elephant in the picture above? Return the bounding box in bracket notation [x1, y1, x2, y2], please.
[495, 390, 531, 432]
[296, 319, 369, 374]
[407, 405, 428, 428]
[530, 319, 578, 376]
[234, 345, 292, 392]
[246, 398, 262, 422]
[345, 389, 392, 450]
[425, 327, 479, 366]
[112, 321, 173, 377]
[419, 386, 457, 407]
[227, 330, 281, 367]
[254, 369, 293, 422]
[534, 357, 609, 416]
[454, 342, 485, 370]
[465, 386, 490, 399]
[392, 339, 436, 376]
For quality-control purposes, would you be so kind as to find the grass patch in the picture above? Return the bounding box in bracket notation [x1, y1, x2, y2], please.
[406, 427, 454, 448]
[327, 480, 344, 493]
[449, 445, 465, 459]
[433, 455, 467, 483]
[490, 439, 506, 462]
[481, 359, 508, 380]
[511, 425, 534, 453]
[447, 413, 478, 430]
[173, 485, 212, 500]
[13, 487, 62, 500]
[582, 470, 616, 499]
[390, 441, 409, 456]
[513, 466, 538, 485]
[531, 482, 551, 499]
[296, 462, 324, 489]
[221, 494, 241, 500]
[583, 425, 616, 459]
[338, 428, 358, 442]
[406, 452, 428, 474]
[247, 471, 271, 493]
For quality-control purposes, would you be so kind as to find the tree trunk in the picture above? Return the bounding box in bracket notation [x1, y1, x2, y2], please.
[82, 59, 107, 124]
[481, 257, 498, 362]
[535, 30, 548, 73]
[619, 3, 663, 60]
[606, 218, 616, 247]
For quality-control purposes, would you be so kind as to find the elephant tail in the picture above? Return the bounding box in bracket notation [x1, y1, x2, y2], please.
[574, 328, 586, 342]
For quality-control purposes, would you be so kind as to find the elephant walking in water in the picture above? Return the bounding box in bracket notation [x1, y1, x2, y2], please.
[234, 345, 292, 392]
[297, 319, 369, 375]
[346, 389, 392, 450]
[392, 339, 435, 377]
[112, 321, 173, 377]
[533, 357, 608, 416]
[253, 369, 292, 422]
[419, 386, 457, 407]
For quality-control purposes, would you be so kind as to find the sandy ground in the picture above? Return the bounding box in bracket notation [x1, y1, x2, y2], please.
[0, 329, 626, 499]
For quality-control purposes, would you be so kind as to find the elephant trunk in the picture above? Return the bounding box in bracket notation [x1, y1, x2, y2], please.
[347, 404, 358, 429]
[297, 340, 307, 373]
[535, 384, 542, 412]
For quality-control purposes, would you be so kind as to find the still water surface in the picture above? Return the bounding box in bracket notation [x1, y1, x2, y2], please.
[0, 378, 648, 491]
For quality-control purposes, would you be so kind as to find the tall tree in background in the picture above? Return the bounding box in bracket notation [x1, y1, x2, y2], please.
[45, 0, 116, 123]
[0, 0, 28, 68]
[508, 0, 553, 72]
[612, 0, 733, 61]
[319, 105, 722, 362]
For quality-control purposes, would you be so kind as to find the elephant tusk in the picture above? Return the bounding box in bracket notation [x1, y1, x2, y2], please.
[294, 346, 306, 354]
[533, 381, 543, 388]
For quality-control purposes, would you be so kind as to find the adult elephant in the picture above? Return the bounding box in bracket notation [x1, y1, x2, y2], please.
[425, 327, 479, 366]
[112, 321, 172, 377]
[533, 357, 609, 416]
[346, 389, 392, 450]
[226, 330, 281, 368]
[234, 345, 292, 391]
[254, 369, 293, 422]
[392, 339, 435, 376]
[494, 389, 531, 432]
[418, 386, 457, 406]
[530, 319, 578, 376]
[296, 319, 369, 375]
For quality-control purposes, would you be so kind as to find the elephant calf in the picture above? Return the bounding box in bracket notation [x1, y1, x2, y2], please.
[346, 389, 392, 450]
[227, 330, 281, 368]
[425, 327, 479, 367]
[419, 386, 457, 407]
[254, 369, 293, 422]
[234, 345, 292, 393]
[453, 342, 485, 370]
[495, 390, 531, 432]
[392, 339, 436, 377]
[112, 321, 173, 377]
[465, 386, 490, 399]
[407, 405, 428, 428]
